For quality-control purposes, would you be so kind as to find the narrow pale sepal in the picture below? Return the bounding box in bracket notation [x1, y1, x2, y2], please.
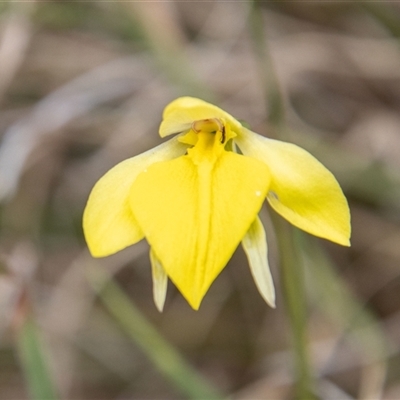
[150, 248, 168, 312]
[160, 97, 242, 138]
[242, 217, 276, 308]
[83, 136, 188, 257]
[236, 128, 351, 246]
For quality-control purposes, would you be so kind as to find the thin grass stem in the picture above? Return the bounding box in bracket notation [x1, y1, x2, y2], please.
[87, 265, 223, 400]
[17, 317, 59, 400]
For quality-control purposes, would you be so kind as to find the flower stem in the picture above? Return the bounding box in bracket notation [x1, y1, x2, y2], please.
[87, 265, 223, 400]
[272, 215, 316, 399]
[249, 1, 316, 396]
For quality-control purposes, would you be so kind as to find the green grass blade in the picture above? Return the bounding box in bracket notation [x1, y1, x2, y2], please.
[272, 216, 317, 399]
[87, 265, 223, 400]
[17, 317, 58, 400]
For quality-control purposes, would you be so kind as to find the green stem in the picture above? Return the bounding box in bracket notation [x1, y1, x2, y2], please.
[249, 1, 316, 396]
[87, 265, 223, 400]
[272, 215, 316, 399]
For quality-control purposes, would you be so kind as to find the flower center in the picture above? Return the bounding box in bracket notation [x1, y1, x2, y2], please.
[187, 118, 226, 164]
[192, 118, 226, 144]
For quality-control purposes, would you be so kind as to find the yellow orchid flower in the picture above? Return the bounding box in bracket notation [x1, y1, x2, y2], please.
[83, 97, 351, 311]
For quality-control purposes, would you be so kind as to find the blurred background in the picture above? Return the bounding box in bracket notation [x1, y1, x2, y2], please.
[0, 1, 400, 399]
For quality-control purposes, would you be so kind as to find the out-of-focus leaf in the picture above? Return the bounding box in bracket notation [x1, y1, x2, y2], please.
[17, 317, 58, 400]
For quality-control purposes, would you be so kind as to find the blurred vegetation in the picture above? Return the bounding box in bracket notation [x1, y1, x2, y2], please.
[0, 1, 400, 399]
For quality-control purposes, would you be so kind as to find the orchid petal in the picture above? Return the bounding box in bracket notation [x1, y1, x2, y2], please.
[130, 152, 270, 309]
[236, 128, 351, 246]
[83, 137, 188, 257]
[159, 97, 242, 138]
[242, 217, 275, 308]
[150, 248, 168, 312]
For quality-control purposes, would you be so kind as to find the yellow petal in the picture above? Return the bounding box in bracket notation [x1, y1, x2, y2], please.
[150, 248, 168, 312]
[242, 217, 275, 308]
[129, 152, 271, 309]
[159, 97, 242, 138]
[83, 137, 188, 257]
[236, 128, 351, 246]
